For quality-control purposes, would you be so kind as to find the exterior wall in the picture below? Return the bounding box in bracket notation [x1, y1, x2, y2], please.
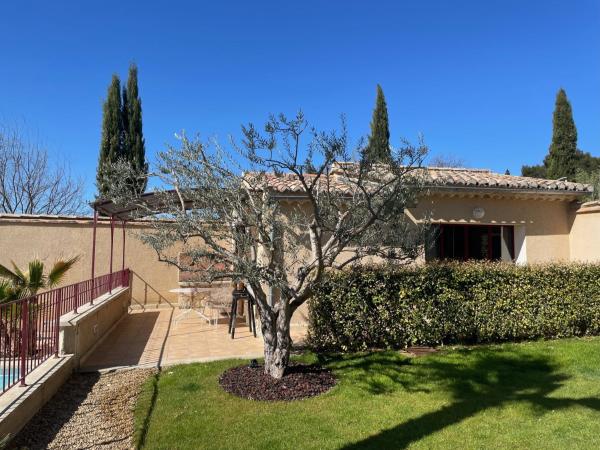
[569, 201, 600, 262]
[0, 215, 179, 307]
[408, 194, 574, 263]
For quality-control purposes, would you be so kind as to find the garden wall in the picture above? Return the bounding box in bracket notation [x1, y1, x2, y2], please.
[308, 263, 600, 351]
[0, 214, 178, 308]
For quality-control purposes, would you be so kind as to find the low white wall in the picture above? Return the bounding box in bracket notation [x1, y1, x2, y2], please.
[60, 287, 131, 369]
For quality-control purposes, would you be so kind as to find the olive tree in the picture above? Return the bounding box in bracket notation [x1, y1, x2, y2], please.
[105, 112, 428, 379]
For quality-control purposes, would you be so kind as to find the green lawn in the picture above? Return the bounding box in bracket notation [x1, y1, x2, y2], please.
[134, 338, 600, 449]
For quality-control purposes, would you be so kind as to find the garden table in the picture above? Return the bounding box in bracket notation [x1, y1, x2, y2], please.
[169, 287, 212, 325]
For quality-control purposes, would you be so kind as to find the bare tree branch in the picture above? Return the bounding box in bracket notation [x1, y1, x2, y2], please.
[0, 124, 85, 215]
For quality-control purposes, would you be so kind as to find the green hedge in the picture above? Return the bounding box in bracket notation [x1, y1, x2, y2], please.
[307, 262, 600, 351]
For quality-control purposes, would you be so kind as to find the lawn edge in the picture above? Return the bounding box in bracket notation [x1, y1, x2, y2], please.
[133, 369, 161, 449]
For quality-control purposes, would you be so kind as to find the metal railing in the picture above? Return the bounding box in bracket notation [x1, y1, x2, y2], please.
[0, 269, 130, 395]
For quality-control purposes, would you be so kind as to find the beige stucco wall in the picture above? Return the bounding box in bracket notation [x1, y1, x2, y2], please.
[569, 202, 600, 263]
[0, 194, 594, 313]
[0, 216, 179, 307]
[408, 194, 575, 263]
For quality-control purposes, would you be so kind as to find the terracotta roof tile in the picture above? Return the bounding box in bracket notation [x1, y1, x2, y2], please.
[420, 167, 590, 192]
[247, 165, 592, 195]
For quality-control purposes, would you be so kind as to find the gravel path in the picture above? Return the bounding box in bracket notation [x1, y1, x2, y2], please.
[11, 368, 156, 450]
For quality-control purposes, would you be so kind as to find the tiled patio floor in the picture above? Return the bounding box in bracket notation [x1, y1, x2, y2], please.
[81, 307, 307, 370]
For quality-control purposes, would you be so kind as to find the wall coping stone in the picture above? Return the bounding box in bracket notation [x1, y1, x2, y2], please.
[60, 286, 129, 327]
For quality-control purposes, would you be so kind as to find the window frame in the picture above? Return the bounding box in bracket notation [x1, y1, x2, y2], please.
[434, 224, 515, 262]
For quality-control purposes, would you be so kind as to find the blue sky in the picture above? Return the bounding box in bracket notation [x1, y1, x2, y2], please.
[1, 0, 599, 201]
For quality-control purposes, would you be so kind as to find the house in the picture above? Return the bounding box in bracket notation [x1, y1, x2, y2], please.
[258, 165, 597, 264]
[408, 166, 594, 264]
[1, 166, 599, 315]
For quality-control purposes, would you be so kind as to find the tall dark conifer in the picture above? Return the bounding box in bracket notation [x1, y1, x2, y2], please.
[364, 84, 391, 162]
[544, 89, 579, 180]
[97, 65, 148, 198]
[123, 63, 148, 193]
[97, 75, 123, 196]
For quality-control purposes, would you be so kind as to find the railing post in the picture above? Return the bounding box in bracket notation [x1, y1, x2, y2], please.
[91, 210, 98, 302]
[122, 220, 126, 274]
[90, 277, 94, 307]
[109, 216, 114, 294]
[74, 283, 79, 314]
[54, 290, 61, 358]
[19, 299, 29, 387]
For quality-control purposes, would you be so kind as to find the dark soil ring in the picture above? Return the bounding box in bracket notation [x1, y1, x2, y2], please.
[219, 363, 337, 401]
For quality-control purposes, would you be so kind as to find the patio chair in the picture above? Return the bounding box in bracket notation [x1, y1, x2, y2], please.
[202, 282, 234, 326]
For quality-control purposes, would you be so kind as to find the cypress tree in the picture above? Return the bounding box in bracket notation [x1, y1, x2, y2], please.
[123, 63, 148, 194]
[97, 75, 123, 197]
[121, 85, 129, 155]
[544, 89, 578, 180]
[364, 84, 391, 162]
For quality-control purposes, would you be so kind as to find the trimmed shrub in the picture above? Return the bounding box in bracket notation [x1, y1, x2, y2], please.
[307, 262, 600, 351]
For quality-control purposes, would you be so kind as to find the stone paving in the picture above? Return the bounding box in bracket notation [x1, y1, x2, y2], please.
[81, 307, 306, 370]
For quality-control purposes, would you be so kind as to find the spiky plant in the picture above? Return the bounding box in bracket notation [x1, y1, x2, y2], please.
[0, 280, 16, 303]
[0, 257, 80, 302]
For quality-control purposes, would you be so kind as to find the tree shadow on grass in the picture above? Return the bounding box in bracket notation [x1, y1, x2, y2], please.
[326, 348, 600, 449]
[317, 352, 417, 395]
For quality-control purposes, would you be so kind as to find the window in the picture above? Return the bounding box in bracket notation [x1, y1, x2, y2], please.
[427, 224, 515, 262]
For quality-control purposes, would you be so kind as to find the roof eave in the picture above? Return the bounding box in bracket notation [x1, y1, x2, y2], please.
[425, 185, 590, 199]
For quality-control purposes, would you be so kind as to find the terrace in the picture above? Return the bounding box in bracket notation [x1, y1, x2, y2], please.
[81, 306, 306, 370]
[0, 209, 305, 443]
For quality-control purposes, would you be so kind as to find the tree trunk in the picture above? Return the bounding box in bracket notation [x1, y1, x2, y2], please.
[260, 306, 292, 380]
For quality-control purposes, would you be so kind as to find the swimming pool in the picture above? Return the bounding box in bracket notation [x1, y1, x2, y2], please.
[1, 368, 19, 390]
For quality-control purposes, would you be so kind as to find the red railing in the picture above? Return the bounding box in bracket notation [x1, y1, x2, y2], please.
[0, 269, 130, 395]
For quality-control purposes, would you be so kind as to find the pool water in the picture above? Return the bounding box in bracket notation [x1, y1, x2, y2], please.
[1, 368, 19, 389]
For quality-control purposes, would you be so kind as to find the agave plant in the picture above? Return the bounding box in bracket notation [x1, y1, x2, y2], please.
[0, 257, 80, 302]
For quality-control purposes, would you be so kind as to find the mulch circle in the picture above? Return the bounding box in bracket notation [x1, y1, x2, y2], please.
[219, 363, 337, 401]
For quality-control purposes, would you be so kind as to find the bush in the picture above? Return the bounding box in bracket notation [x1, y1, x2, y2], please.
[307, 262, 600, 351]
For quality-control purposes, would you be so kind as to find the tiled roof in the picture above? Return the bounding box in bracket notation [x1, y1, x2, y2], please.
[419, 167, 591, 192]
[244, 173, 354, 194]
[247, 165, 592, 195]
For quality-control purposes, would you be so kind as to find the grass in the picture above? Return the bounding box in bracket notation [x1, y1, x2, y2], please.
[134, 338, 600, 449]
